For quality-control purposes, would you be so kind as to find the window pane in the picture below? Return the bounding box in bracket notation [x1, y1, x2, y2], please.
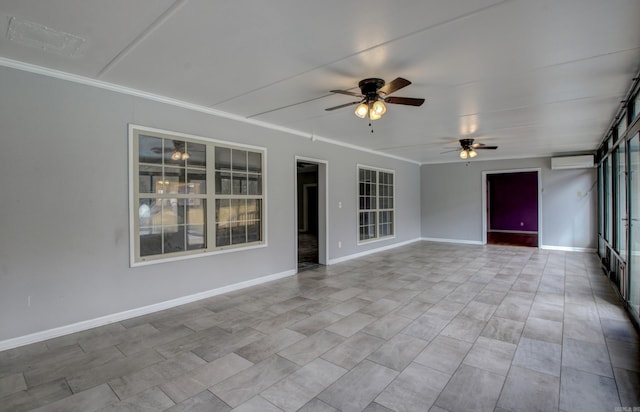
[187, 200, 206, 250]
[216, 225, 230, 246]
[163, 225, 185, 253]
[232, 173, 248, 195]
[140, 234, 162, 256]
[139, 198, 162, 256]
[248, 175, 262, 195]
[165, 167, 185, 194]
[186, 170, 206, 194]
[248, 152, 262, 173]
[232, 149, 247, 171]
[165, 140, 187, 166]
[215, 171, 231, 194]
[247, 220, 261, 242]
[187, 142, 206, 167]
[216, 199, 230, 246]
[247, 199, 260, 221]
[215, 147, 231, 170]
[139, 165, 162, 193]
[216, 199, 230, 224]
[231, 225, 247, 244]
[138, 135, 163, 164]
[232, 199, 246, 226]
[246, 199, 262, 243]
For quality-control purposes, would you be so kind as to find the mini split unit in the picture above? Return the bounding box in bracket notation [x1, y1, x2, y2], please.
[551, 155, 595, 170]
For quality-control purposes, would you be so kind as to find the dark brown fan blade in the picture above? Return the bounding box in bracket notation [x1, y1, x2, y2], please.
[378, 77, 411, 96]
[440, 148, 460, 154]
[384, 96, 425, 106]
[475, 145, 498, 150]
[325, 101, 361, 111]
[330, 90, 364, 97]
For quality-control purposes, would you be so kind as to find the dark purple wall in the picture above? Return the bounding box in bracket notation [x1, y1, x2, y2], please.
[488, 171, 538, 232]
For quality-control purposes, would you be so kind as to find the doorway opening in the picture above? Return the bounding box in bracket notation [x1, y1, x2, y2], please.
[296, 159, 327, 271]
[483, 169, 541, 247]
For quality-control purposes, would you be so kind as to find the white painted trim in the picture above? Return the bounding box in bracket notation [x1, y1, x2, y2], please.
[481, 168, 542, 247]
[0, 57, 418, 165]
[420, 237, 484, 245]
[0, 268, 296, 352]
[540, 245, 596, 253]
[328, 238, 421, 265]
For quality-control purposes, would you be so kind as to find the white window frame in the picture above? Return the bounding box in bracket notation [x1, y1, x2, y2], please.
[357, 164, 395, 244]
[129, 124, 267, 267]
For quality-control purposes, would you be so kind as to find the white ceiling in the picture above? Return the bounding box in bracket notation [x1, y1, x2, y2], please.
[1, 0, 639, 164]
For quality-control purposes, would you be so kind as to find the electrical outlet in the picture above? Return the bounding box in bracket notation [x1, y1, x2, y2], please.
[338, 241, 342, 248]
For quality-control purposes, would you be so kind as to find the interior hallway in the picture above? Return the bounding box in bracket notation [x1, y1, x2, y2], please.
[0, 242, 638, 411]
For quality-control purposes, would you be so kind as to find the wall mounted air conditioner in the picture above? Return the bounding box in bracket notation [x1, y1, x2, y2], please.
[551, 155, 594, 170]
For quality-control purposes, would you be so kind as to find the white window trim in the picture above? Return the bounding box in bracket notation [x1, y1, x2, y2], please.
[356, 164, 396, 245]
[128, 124, 268, 267]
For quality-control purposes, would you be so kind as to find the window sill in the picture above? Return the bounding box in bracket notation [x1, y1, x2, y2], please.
[131, 241, 268, 267]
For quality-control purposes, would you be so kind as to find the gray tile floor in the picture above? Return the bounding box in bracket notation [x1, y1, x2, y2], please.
[1, 242, 639, 411]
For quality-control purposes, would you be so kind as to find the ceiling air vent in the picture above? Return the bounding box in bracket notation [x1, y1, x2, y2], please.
[8, 16, 85, 58]
[551, 155, 594, 170]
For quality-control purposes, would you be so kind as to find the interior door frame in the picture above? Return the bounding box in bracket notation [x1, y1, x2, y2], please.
[481, 168, 542, 247]
[295, 156, 328, 267]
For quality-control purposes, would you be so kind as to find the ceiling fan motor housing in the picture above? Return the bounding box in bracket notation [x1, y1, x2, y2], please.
[459, 138, 474, 150]
[359, 78, 385, 101]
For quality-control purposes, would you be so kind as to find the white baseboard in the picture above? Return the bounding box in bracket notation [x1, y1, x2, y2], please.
[327, 238, 421, 265]
[0, 269, 297, 352]
[420, 237, 484, 245]
[540, 245, 597, 253]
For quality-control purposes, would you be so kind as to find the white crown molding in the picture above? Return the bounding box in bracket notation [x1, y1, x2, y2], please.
[0, 57, 418, 165]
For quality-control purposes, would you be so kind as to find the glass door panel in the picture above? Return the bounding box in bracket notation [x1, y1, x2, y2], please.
[617, 140, 627, 261]
[629, 133, 640, 320]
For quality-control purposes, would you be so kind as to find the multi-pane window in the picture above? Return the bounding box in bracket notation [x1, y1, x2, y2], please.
[214, 147, 263, 247]
[131, 126, 264, 264]
[358, 166, 394, 242]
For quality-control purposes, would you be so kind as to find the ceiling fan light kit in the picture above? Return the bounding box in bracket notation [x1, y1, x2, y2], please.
[459, 148, 478, 159]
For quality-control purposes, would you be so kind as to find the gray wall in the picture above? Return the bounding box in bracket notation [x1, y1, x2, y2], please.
[0, 66, 421, 343]
[420, 158, 597, 249]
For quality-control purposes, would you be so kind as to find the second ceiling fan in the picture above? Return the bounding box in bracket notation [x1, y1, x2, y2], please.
[443, 138, 498, 159]
[325, 77, 425, 120]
